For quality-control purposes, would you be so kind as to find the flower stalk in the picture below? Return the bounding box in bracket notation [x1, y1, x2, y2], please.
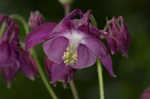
[10, 15, 58, 99]
[10, 15, 30, 33]
[69, 80, 79, 99]
[90, 15, 105, 99]
[30, 49, 58, 99]
[0, 22, 6, 37]
[97, 59, 105, 99]
[64, 3, 71, 16]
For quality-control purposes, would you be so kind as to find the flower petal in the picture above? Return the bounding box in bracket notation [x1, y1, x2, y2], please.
[0, 43, 20, 85]
[141, 87, 150, 99]
[25, 22, 57, 50]
[1, 63, 19, 85]
[71, 10, 91, 29]
[80, 10, 91, 25]
[119, 16, 130, 56]
[72, 44, 96, 69]
[84, 37, 116, 77]
[77, 24, 104, 38]
[43, 36, 69, 64]
[105, 36, 117, 54]
[18, 48, 37, 80]
[45, 57, 76, 85]
[51, 9, 83, 33]
[0, 41, 11, 65]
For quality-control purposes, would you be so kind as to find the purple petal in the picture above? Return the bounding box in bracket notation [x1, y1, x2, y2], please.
[0, 37, 20, 85]
[51, 9, 83, 33]
[64, 9, 83, 20]
[71, 10, 105, 37]
[8, 21, 20, 43]
[105, 36, 117, 54]
[84, 37, 116, 77]
[119, 16, 130, 56]
[141, 87, 150, 99]
[71, 10, 91, 29]
[45, 57, 76, 85]
[88, 24, 105, 36]
[80, 10, 91, 25]
[1, 62, 19, 85]
[18, 48, 37, 80]
[2, 19, 19, 43]
[0, 44, 20, 85]
[0, 41, 20, 68]
[43, 36, 69, 64]
[72, 44, 96, 69]
[77, 24, 104, 39]
[25, 22, 57, 50]
[0, 41, 11, 65]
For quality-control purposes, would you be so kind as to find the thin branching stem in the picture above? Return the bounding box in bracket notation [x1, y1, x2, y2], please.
[10, 15, 58, 99]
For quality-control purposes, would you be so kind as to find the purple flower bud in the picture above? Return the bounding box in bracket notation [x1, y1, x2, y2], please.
[104, 16, 130, 56]
[0, 14, 37, 85]
[26, 9, 116, 83]
[141, 87, 150, 99]
[29, 11, 44, 30]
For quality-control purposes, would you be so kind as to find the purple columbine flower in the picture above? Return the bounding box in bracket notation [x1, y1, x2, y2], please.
[103, 16, 130, 56]
[0, 14, 37, 85]
[29, 11, 44, 30]
[26, 9, 116, 84]
[141, 87, 150, 99]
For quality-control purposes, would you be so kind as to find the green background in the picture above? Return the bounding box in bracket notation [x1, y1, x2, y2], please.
[0, 0, 150, 99]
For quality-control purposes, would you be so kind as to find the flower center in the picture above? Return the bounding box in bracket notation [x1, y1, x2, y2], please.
[62, 30, 85, 66]
[62, 46, 77, 66]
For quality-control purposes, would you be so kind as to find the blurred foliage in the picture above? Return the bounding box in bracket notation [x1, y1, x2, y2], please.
[0, 0, 150, 99]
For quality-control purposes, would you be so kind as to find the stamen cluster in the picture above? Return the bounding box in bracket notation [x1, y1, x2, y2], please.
[62, 47, 77, 66]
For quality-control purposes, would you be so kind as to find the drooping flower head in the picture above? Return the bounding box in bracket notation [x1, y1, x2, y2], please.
[29, 11, 44, 30]
[26, 9, 116, 84]
[0, 14, 37, 85]
[103, 16, 130, 56]
[141, 87, 150, 99]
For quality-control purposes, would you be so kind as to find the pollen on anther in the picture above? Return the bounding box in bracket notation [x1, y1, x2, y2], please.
[62, 47, 78, 66]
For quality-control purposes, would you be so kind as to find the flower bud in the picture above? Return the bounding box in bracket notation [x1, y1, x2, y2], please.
[29, 11, 44, 30]
[58, 0, 72, 5]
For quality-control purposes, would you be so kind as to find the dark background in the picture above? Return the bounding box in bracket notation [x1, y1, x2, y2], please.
[0, 0, 150, 99]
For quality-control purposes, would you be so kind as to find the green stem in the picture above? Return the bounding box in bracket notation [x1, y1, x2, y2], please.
[10, 15, 58, 99]
[69, 80, 79, 99]
[0, 22, 6, 37]
[90, 15, 105, 99]
[10, 15, 30, 33]
[90, 15, 98, 27]
[31, 49, 58, 99]
[97, 60, 104, 99]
